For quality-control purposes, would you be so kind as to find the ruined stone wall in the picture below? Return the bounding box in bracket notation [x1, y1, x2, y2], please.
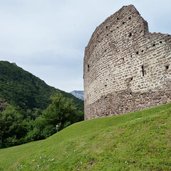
[84, 5, 171, 120]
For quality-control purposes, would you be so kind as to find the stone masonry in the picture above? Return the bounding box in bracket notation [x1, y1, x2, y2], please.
[84, 5, 171, 120]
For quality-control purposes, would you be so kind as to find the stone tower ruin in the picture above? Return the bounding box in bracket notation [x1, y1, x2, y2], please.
[84, 5, 171, 120]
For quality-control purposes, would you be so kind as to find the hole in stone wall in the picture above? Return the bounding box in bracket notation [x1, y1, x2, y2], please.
[106, 26, 108, 29]
[136, 51, 139, 55]
[141, 50, 144, 53]
[87, 64, 90, 72]
[104, 49, 107, 52]
[128, 16, 132, 20]
[128, 33, 132, 37]
[165, 65, 169, 70]
[160, 41, 163, 44]
[117, 17, 119, 20]
[105, 84, 107, 87]
[127, 77, 133, 83]
[106, 34, 108, 36]
[122, 21, 125, 24]
[153, 43, 156, 47]
[141, 65, 146, 76]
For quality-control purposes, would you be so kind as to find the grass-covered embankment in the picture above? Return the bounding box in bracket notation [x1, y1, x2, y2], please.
[0, 103, 171, 171]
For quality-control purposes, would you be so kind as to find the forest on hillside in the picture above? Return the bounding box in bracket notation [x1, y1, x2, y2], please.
[0, 61, 84, 148]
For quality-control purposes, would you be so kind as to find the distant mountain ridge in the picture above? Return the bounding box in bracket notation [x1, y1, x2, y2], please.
[0, 61, 83, 110]
[70, 90, 84, 100]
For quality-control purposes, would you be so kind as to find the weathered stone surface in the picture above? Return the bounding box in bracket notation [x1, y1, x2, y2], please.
[84, 5, 171, 120]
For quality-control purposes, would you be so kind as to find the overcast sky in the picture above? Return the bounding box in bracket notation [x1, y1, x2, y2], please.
[0, 0, 171, 92]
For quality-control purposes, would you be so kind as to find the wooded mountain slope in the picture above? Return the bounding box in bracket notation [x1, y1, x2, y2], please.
[0, 61, 83, 148]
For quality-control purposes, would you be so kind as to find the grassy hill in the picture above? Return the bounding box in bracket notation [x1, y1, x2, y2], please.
[0, 103, 171, 171]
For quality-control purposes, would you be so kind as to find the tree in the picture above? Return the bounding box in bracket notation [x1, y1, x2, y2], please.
[36, 93, 83, 138]
[0, 105, 27, 147]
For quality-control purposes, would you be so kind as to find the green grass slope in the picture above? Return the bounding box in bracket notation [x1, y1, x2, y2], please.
[0, 104, 171, 171]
